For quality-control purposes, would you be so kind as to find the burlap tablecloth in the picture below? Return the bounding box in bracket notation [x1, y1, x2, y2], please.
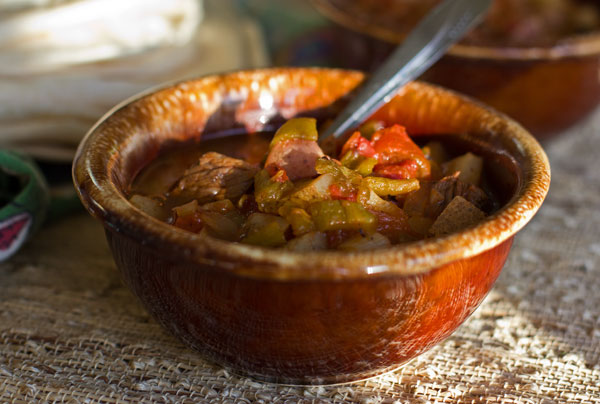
[1, 110, 599, 403]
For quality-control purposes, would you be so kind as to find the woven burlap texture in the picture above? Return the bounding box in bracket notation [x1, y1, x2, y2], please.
[1, 112, 599, 403]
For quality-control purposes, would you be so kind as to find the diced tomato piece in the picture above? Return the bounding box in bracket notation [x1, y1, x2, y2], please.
[371, 125, 416, 161]
[329, 183, 357, 201]
[371, 124, 430, 178]
[373, 160, 421, 180]
[271, 169, 289, 183]
[340, 131, 376, 159]
[173, 211, 204, 233]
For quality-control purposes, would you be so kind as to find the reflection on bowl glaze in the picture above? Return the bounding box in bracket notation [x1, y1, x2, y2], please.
[313, 0, 600, 138]
[73, 68, 550, 385]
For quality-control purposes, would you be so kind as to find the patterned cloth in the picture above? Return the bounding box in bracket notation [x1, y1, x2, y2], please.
[0, 151, 48, 262]
[0, 108, 598, 402]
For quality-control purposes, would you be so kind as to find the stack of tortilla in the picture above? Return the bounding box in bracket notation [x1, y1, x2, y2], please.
[0, 0, 267, 161]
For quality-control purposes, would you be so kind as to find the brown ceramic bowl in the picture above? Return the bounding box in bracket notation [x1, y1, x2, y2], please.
[312, 0, 600, 138]
[73, 68, 550, 385]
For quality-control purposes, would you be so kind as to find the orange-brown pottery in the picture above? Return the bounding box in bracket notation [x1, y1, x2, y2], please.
[73, 68, 550, 385]
[313, 0, 600, 138]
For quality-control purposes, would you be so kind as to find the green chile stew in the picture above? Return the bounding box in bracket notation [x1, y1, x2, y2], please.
[129, 118, 501, 251]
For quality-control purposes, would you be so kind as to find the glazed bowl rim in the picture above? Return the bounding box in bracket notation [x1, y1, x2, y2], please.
[311, 0, 600, 61]
[72, 67, 550, 281]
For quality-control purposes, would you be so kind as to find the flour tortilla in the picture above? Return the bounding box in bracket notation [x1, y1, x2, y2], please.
[0, 4, 268, 162]
[0, 0, 202, 75]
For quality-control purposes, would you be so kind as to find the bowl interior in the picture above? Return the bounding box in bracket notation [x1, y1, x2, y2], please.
[73, 68, 550, 280]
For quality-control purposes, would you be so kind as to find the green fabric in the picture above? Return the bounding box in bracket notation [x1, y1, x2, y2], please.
[0, 151, 50, 261]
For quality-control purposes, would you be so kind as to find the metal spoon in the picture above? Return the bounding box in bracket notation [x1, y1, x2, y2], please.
[318, 0, 493, 142]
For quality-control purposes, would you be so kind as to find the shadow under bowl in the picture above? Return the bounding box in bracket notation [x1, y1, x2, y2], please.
[73, 68, 550, 385]
[312, 0, 600, 139]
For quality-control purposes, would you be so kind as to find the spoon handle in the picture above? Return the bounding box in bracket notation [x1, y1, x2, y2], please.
[318, 0, 493, 142]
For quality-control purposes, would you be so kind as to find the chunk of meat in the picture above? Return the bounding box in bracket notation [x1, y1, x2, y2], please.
[264, 139, 324, 181]
[171, 152, 259, 204]
[429, 173, 490, 218]
[429, 196, 486, 237]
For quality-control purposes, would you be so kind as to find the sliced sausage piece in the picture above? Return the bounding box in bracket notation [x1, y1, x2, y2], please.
[171, 152, 259, 204]
[264, 139, 324, 181]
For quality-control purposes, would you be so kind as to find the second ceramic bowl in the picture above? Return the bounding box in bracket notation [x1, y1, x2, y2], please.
[313, 0, 600, 138]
